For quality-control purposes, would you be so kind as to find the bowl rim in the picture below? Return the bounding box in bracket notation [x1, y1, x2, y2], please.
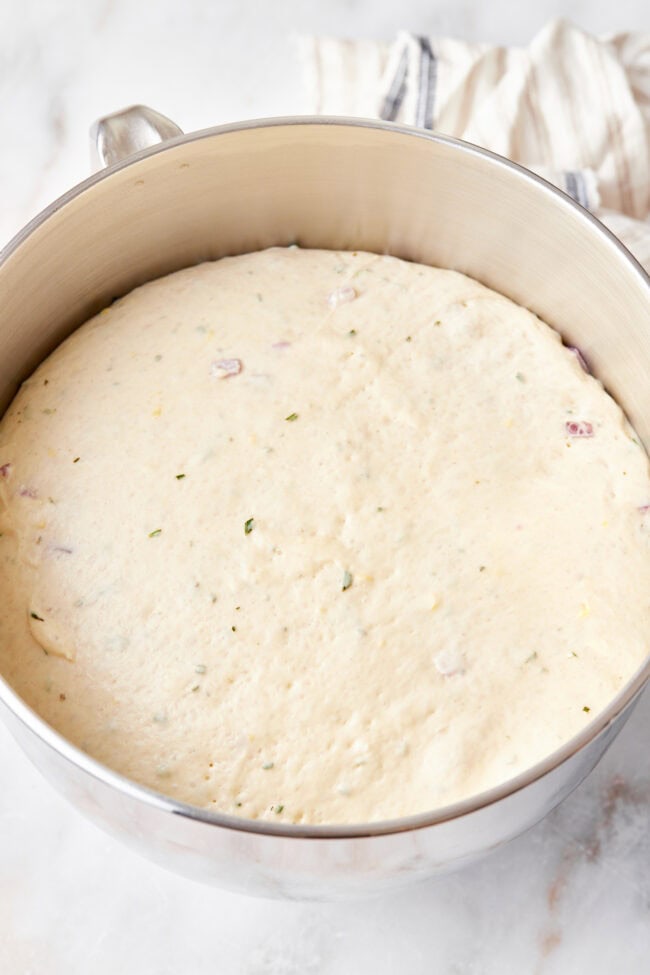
[1, 113, 649, 841]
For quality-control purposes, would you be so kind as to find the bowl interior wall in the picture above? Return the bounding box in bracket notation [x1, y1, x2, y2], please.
[1, 122, 648, 436]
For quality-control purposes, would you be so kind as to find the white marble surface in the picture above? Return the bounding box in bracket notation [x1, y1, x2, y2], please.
[1, 1, 650, 972]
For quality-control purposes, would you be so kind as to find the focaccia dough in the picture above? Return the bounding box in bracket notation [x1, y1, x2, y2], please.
[1, 247, 648, 824]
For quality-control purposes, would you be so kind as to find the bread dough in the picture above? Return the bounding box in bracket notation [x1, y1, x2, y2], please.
[1, 247, 648, 824]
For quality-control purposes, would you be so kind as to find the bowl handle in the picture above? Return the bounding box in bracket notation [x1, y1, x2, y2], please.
[89, 105, 184, 170]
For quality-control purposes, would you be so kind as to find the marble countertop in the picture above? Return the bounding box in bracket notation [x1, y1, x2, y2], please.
[1, 2, 649, 972]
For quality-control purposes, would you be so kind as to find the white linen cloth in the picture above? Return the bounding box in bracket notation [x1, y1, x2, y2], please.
[299, 19, 650, 271]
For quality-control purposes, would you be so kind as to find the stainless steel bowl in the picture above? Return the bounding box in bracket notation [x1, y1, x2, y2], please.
[1, 106, 648, 900]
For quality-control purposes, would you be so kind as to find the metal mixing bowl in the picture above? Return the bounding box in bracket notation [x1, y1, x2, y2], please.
[0, 107, 648, 900]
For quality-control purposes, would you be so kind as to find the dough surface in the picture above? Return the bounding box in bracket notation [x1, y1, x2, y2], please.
[1, 247, 648, 824]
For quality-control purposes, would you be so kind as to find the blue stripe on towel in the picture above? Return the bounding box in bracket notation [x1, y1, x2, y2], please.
[415, 35, 437, 129]
[380, 46, 409, 121]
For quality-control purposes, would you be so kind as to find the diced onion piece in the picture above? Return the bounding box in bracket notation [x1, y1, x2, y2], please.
[434, 647, 465, 676]
[567, 346, 590, 373]
[210, 358, 242, 379]
[565, 420, 594, 438]
[327, 286, 357, 309]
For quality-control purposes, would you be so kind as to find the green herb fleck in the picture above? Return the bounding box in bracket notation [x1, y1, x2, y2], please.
[73, 457, 80, 464]
[244, 517, 254, 535]
[175, 473, 186, 480]
[479, 565, 486, 572]
[154, 354, 163, 362]
[256, 292, 264, 302]
[262, 761, 274, 770]
[42, 408, 56, 415]
[348, 329, 357, 337]
[377, 506, 384, 512]
[525, 652, 538, 663]
[194, 664, 207, 675]
[274, 804, 284, 814]
[434, 319, 442, 326]
[342, 570, 353, 591]
[236, 801, 242, 807]
[406, 335, 412, 342]
[231, 625, 237, 632]
[582, 705, 591, 713]
[30, 611, 45, 622]
[285, 413, 299, 422]
[568, 650, 578, 658]
[148, 528, 162, 538]
[191, 684, 200, 693]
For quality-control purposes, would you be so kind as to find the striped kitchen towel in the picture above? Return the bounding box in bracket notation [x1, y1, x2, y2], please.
[298, 19, 650, 271]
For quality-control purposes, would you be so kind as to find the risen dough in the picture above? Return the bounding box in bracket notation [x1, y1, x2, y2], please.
[1, 247, 649, 824]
